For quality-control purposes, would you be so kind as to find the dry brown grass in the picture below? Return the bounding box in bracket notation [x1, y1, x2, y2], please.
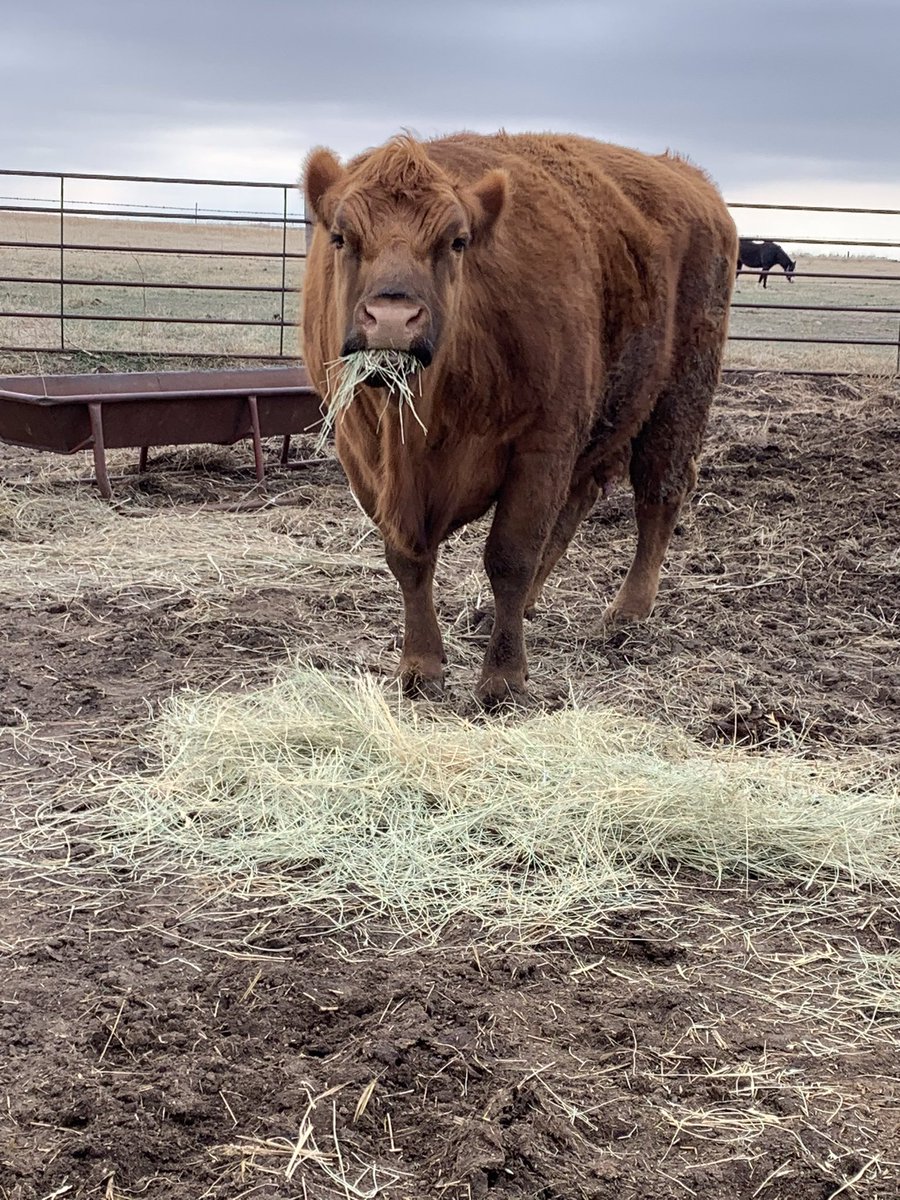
[2, 377, 898, 943]
[27, 660, 893, 942]
[727, 255, 900, 373]
[2, 212, 899, 371]
[0, 212, 305, 357]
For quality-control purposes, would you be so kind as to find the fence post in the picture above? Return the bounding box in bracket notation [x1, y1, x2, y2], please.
[59, 175, 65, 351]
[279, 185, 288, 356]
[896, 321, 900, 375]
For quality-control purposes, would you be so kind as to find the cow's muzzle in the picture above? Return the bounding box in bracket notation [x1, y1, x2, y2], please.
[343, 295, 434, 362]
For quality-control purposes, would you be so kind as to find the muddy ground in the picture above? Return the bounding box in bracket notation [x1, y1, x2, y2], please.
[1, 372, 899, 1198]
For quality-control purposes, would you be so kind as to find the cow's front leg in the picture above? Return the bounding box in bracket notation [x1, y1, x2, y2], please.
[384, 544, 445, 697]
[479, 457, 563, 705]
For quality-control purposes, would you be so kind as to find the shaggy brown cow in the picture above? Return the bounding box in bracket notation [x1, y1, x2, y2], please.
[302, 132, 737, 703]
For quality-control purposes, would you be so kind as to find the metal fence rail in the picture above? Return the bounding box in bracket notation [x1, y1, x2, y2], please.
[1, 168, 898, 371]
[0, 167, 307, 358]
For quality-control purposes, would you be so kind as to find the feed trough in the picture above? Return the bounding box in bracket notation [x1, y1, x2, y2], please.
[0, 366, 324, 498]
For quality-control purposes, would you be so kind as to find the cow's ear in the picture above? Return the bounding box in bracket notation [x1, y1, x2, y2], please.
[469, 169, 508, 241]
[303, 148, 344, 225]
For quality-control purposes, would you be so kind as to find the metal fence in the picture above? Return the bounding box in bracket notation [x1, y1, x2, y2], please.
[1, 168, 899, 372]
[0, 169, 309, 360]
[727, 200, 900, 373]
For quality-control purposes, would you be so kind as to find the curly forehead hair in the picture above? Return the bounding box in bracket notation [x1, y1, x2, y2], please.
[350, 135, 454, 201]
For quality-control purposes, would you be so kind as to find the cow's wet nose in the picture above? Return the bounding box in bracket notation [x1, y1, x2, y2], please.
[359, 298, 428, 349]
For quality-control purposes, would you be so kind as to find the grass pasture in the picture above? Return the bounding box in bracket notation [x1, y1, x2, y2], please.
[2, 210, 900, 371]
[2, 363, 900, 1198]
[0, 211, 305, 358]
[729, 255, 900, 373]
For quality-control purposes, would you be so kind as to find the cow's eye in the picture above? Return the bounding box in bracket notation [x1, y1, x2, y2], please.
[451, 235, 469, 253]
[330, 231, 345, 249]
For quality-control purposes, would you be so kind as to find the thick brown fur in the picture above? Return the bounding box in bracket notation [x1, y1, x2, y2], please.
[301, 132, 737, 703]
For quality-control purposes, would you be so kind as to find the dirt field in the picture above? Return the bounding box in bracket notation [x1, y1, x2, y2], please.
[2, 211, 899, 370]
[1, 367, 900, 1198]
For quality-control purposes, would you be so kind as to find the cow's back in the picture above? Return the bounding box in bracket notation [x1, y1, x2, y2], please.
[424, 132, 735, 271]
[421, 133, 736, 384]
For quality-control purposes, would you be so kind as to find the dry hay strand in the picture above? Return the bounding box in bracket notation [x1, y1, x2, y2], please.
[316, 350, 426, 451]
[65, 664, 900, 941]
[0, 481, 384, 612]
[209, 1086, 406, 1197]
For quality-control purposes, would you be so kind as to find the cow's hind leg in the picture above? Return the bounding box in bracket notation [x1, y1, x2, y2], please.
[385, 545, 445, 698]
[603, 352, 718, 628]
[524, 474, 601, 617]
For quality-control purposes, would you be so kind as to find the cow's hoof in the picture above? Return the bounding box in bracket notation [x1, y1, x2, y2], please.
[600, 598, 653, 630]
[524, 590, 542, 621]
[396, 661, 445, 701]
[476, 672, 529, 710]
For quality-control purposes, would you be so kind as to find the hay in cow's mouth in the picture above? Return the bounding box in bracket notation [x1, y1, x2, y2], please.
[316, 350, 426, 451]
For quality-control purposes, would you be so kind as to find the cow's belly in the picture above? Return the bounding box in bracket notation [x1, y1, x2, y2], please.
[434, 482, 500, 540]
[415, 446, 507, 552]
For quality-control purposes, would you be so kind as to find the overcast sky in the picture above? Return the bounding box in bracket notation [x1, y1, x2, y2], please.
[3, 0, 899, 241]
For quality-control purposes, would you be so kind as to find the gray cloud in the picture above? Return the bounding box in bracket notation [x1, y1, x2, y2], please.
[3, 0, 899, 198]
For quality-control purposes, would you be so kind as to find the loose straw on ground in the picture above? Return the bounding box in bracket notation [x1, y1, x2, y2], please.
[78, 664, 900, 941]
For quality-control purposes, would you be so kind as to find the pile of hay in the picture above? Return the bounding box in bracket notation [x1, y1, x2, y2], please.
[87, 665, 900, 939]
[0, 482, 384, 609]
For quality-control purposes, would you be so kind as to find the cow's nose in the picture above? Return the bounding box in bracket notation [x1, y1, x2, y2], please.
[359, 298, 428, 349]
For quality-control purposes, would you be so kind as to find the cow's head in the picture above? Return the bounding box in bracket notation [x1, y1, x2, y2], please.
[785, 256, 796, 282]
[304, 136, 507, 384]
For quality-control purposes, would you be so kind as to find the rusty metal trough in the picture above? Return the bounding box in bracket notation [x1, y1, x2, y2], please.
[0, 366, 324, 498]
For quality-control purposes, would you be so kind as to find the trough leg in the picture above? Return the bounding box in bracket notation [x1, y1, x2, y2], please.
[247, 394, 266, 487]
[88, 402, 112, 500]
[138, 446, 149, 473]
[280, 434, 291, 465]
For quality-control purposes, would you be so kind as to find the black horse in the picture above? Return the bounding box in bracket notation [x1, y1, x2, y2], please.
[737, 239, 796, 288]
